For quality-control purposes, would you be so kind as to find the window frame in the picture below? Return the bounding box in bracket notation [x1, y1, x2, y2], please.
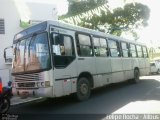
[142, 46, 149, 58]
[129, 43, 137, 58]
[12, 31, 52, 75]
[121, 41, 129, 58]
[76, 32, 93, 57]
[93, 36, 108, 57]
[136, 45, 143, 58]
[108, 39, 120, 57]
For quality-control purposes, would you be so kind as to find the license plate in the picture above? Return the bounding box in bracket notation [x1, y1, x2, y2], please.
[22, 91, 29, 96]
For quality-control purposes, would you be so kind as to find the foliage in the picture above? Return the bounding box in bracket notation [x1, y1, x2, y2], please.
[60, 0, 108, 19]
[59, 1, 150, 40]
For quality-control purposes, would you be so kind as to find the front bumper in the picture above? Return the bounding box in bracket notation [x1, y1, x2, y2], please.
[12, 87, 53, 98]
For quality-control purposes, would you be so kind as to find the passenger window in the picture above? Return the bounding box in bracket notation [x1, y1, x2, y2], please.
[130, 44, 137, 57]
[77, 34, 92, 56]
[121, 42, 129, 57]
[136, 45, 143, 57]
[108, 39, 119, 57]
[93, 37, 108, 57]
[142, 46, 148, 58]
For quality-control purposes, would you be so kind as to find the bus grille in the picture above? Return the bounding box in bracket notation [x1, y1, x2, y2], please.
[13, 73, 43, 82]
[17, 82, 35, 88]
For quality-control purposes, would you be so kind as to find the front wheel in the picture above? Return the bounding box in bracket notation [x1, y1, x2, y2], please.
[0, 97, 10, 114]
[76, 77, 91, 101]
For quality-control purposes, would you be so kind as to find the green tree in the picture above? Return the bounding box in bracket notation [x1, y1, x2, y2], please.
[60, 1, 150, 40]
[60, 0, 108, 19]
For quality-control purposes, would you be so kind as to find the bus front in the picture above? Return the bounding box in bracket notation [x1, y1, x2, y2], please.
[12, 22, 53, 98]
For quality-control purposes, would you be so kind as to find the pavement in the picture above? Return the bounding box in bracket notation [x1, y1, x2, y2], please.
[11, 96, 42, 105]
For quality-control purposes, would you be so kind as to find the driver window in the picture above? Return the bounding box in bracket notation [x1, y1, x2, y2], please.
[52, 34, 74, 56]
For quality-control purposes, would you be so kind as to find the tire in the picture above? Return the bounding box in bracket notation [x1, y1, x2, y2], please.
[132, 69, 140, 83]
[76, 77, 91, 101]
[157, 69, 160, 74]
[0, 97, 10, 114]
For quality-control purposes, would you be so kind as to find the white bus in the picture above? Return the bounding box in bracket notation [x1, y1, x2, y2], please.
[11, 20, 150, 101]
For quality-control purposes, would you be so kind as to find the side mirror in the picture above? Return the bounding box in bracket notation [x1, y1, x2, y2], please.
[4, 46, 13, 63]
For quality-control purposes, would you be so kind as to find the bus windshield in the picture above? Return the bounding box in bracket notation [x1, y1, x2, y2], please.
[12, 32, 50, 74]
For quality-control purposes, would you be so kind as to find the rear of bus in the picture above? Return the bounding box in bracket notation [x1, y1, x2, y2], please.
[12, 21, 53, 98]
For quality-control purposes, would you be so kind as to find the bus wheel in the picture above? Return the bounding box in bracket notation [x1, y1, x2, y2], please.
[132, 69, 140, 83]
[76, 77, 91, 101]
[157, 69, 160, 74]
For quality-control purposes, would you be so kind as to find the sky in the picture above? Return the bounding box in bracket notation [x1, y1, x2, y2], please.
[24, 0, 68, 15]
[25, 0, 160, 47]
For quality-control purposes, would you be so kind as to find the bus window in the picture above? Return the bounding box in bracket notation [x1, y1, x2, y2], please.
[93, 37, 107, 57]
[136, 45, 143, 57]
[121, 42, 129, 57]
[77, 34, 92, 56]
[53, 34, 73, 56]
[142, 46, 148, 58]
[108, 39, 119, 57]
[28, 33, 50, 70]
[13, 40, 25, 72]
[130, 44, 137, 57]
[52, 33, 75, 68]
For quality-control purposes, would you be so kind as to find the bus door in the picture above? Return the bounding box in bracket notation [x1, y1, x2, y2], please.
[51, 30, 77, 97]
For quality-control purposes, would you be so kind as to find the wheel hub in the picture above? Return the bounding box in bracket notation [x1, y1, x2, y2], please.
[80, 83, 88, 95]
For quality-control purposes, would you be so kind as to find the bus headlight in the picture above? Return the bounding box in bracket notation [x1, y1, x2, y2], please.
[37, 82, 41, 87]
[37, 81, 50, 87]
[41, 82, 45, 87]
[45, 81, 50, 87]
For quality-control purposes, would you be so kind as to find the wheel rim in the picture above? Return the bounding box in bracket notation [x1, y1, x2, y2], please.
[80, 83, 88, 95]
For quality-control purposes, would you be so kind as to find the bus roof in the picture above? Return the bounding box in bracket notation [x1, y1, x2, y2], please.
[14, 21, 47, 41]
[14, 20, 146, 46]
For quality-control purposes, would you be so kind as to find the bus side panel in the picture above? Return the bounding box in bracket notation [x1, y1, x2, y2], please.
[122, 58, 133, 80]
[94, 57, 112, 87]
[145, 58, 150, 75]
[138, 58, 146, 76]
[54, 80, 64, 97]
[132, 58, 139, 75]
[111, 58, 124, 83]
[77, 57, 96, 79]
